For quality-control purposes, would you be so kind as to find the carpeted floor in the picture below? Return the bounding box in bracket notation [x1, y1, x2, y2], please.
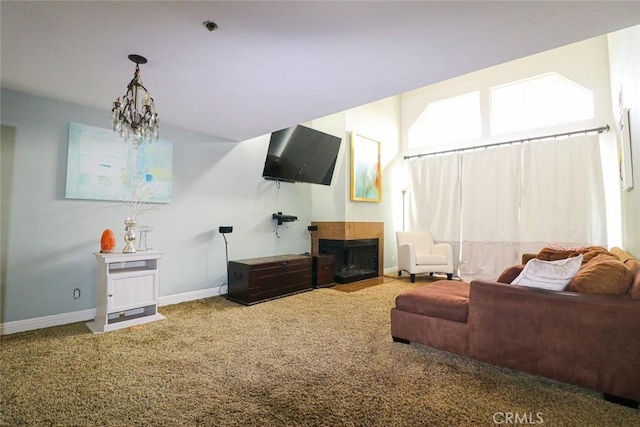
[1, 280, 638, 426]
[384, 272, 461, 284]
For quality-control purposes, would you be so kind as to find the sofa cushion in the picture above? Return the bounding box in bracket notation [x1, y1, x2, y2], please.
[611, 247, 635, 263]
[395, 280, 470, 323]
[624, 259, 640, 299]
[416, 254, 447, 265]
[566, 255, 633, 295]
[512, 255, 583, 291]
[536, 246, 608, 263]
[536, 247, 578, 261]
[497, 265, 524, 284]
[630, 272, 640, 300]
[580, 247, 612, 264]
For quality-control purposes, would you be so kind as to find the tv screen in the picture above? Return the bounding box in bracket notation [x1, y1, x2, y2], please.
[262, 125, 342, 185]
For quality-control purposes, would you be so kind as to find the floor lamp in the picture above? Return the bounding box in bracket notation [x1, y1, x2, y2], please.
[401, 189, 407, 231]
[219, 226, 233, 288]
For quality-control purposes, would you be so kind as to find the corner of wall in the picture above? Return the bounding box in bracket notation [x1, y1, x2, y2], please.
[608, 24, 640, 256]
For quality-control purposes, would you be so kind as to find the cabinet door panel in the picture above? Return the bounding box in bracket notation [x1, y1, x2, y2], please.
[108, 272, 157, 312]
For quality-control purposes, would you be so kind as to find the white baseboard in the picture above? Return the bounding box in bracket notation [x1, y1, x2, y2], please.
[383, 266, 399, 275]
[0, 308, 96, 336]
[0, 286, 224, 336]
[159, 286, 221, 306]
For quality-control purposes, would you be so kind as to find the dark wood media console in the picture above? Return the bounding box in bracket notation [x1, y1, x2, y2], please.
[227, 254, 313, 305]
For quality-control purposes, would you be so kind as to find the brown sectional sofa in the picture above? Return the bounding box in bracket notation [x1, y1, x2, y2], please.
[391, 247, 640, 406]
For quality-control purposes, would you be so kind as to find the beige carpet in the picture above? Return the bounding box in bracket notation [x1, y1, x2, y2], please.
[1, 280, 638, 426]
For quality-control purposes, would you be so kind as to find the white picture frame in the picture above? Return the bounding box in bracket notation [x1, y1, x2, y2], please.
[619, 108, 633, 191]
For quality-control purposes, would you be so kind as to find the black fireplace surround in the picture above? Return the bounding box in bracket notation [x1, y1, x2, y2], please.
[318, 238, 379, 284]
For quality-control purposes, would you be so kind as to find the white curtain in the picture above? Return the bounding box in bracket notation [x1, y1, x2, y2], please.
[407, 153, 461, 272]
[518, 135, 607, 254]
[406, 134, 608, 282]
[459, 145, 522, 281]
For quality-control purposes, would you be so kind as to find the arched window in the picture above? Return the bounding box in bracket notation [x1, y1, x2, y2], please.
[490, 73, 594, 135]
[408, 91, 481, 149]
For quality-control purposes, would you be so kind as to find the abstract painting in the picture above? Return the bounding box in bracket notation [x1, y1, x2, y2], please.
[351, 132, 382, 202]
[65, 122, 173, 203]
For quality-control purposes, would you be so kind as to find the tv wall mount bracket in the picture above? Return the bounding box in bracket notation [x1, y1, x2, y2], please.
[272, 212, 297, 225]
[272, 212, 297, 238]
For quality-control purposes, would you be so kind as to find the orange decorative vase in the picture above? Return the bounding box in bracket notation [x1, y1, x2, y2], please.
[100, 229, 116, 253]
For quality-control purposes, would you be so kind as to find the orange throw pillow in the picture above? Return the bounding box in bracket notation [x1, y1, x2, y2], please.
[536, 246, 609, 264]
[566, 256, 633, 295]
[536, 248, 578, 261]
[580, 247, 612, 264]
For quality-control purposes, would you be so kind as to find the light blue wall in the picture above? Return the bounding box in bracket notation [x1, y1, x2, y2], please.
[0, 89, 314, 323]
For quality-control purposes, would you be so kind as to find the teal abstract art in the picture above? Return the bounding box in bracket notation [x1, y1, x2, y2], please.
[65, 122, 173, 203]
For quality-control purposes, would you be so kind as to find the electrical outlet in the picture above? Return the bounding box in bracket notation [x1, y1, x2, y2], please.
[73, 288, 81, 299]
[391, 255, 396, 263]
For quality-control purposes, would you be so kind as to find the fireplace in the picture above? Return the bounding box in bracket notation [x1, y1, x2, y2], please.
[319, 238, 379, 284]
[311, 221, 384, 283]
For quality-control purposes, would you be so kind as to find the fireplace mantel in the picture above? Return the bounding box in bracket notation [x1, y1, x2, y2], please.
[310, 221, 384, 278]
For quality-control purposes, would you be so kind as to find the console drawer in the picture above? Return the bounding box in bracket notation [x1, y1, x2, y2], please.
[312, 254, 335, 288]
[227, 255, 312, 305]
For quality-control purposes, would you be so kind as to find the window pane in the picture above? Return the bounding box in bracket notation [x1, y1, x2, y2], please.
[490, 73, 594, 135]
[409, 91, 481, 148]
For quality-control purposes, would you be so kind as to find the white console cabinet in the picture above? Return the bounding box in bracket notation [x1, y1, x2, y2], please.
[87, 251, 165, 333]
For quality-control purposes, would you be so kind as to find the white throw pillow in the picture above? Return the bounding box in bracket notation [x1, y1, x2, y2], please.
[511, 255, 583, 291]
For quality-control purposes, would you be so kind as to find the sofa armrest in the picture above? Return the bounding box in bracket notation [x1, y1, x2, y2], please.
[468, 279, 640, 400]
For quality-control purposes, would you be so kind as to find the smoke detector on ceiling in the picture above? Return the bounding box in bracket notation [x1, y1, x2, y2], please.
[203, 21, 218, 32]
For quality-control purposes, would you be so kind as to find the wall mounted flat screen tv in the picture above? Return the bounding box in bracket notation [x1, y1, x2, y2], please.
[262, 124, 342, 185]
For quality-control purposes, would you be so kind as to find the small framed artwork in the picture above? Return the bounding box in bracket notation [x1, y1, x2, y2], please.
[618, 107, 634, 191]
[351, 132, 382, 202]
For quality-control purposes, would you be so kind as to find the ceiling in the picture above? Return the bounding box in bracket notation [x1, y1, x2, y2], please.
[2, 1, 640, 142]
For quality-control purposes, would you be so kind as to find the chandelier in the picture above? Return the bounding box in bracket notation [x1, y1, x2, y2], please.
[111, 54, 159, 145]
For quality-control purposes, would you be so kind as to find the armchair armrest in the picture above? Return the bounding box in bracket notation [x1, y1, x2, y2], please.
[433, 243, 453, 274]
[397, 243, 416, 272]
[432, 243, 453, 261]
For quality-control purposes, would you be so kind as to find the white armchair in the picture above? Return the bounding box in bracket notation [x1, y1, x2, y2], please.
[396, 231, 454, 283]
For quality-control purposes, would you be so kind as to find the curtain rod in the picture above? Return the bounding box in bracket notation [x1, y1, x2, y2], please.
[404, 124, 610, 160]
